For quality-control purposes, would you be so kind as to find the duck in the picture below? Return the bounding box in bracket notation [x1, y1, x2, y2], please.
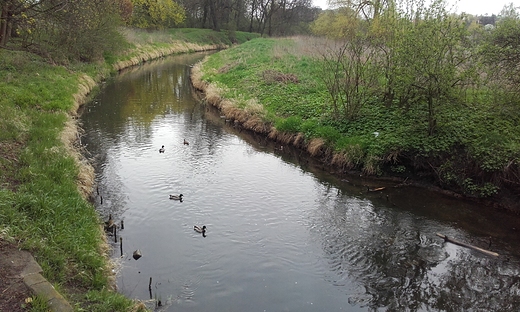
[194, 225, 206, 233]
[159, 145, 165, 153]
[169, 194, 183, 200]
[104, 214, 114, 231]
[183, 139, 189, 145]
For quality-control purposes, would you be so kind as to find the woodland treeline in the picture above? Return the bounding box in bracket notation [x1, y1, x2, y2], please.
[0, 0, 320, 62]
[0, 0, 513, 61]
[177, 0, 321, 35]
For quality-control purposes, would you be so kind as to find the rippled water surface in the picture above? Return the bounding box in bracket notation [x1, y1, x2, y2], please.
[80, 52, 520, 311]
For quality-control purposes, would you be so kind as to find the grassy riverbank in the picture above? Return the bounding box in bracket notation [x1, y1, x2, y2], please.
[0, 28, 258, 311]
[192, 37, 520, 210]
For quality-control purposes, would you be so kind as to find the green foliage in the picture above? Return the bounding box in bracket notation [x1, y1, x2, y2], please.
[300, 119, 320, 138]
[84, 289, 143, 312]
[25, 295, 50, 311]
[121, 28, 258, 51]
[338, 141, 366, 167]
[390, 165, 406, 173]
[23, 0, 127, 62]
[131, 0, 186, 29]
[481, 6, 520, 97]
[462, 179, 499, 197]
[0, 54, 77, 111]
[199, 30, 520, 198]
[275, 116, 303, 133]
[311, 7, 361, 39]
[103, 51, 118, 66]
[387, 4, 478, 136]
[336, 135, 367, 150]
[315, 125, 341, 143]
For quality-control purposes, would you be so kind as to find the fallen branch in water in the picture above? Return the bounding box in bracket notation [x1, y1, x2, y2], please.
[436, 233, 499, 257]
[366, 185, 386, 192]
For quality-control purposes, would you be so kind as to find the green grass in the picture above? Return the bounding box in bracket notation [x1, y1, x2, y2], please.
[168, 28, 260, 45]
[198, 37, 520, 199]
[119, 28, 260, 62]
[0, 51, 134, 309]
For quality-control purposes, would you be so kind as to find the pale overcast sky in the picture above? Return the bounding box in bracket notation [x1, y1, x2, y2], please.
[312, 0, 517, 16]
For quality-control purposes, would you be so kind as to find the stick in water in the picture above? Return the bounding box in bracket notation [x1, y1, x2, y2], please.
[436, 233, 499, 257]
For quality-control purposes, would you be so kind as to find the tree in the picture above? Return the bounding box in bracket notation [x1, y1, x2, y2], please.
[328, 0, 394, 19]
[311, 7, 359, 38]
[0, 0, 127, 62]
[314, 6, 382, 120]
[313, 0, 479, 134]
[119, 0, 134, 24]
[178, 0, 317, 35]
[130, 0, 185, 29]
[481, 4, 520, 97]
[38, 0, 125, 61]
[389, 1, 477, 135]
[0, 0, 69, 47]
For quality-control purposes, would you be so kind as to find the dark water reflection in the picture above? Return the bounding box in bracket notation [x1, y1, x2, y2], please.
[80, 52, 520, 311]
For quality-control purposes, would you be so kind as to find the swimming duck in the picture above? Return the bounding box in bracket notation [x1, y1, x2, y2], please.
[194, 225, 206, 233]
[104, 214, 114, 231]
[159, 145, 165, 153]
[183, 139, 189, 145]
[169, 194, 183, 200]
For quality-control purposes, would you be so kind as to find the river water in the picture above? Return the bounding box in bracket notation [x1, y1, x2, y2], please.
[80, 52, 520, 311]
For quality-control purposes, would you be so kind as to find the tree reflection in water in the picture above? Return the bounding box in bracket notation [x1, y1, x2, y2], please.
[81, 52, 520, 312]
[310, 191, 520, 311]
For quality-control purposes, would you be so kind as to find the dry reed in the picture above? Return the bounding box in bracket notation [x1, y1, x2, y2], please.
[307, 138, 325, 156]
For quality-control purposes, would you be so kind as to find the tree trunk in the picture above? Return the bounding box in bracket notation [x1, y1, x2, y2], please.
[0, 3, 10, 47]
[427, 96, 436, 136]
[202, 2, 209, 28]
[248, 0, 256, 32]
[208, 0, 219, 31]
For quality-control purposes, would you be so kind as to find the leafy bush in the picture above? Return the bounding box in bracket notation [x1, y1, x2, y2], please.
[462, 179, 499, 197]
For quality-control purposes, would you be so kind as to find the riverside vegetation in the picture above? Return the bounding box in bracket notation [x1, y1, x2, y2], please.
[0, 28, 258, 311]
[192, 4, 520, 211]
[1, 0, 519, 310]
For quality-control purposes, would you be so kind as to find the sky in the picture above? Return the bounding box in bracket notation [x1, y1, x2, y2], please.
[312, 0, 516, 16]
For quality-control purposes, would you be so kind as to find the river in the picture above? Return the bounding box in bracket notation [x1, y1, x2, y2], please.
[80, 52, 520, 311]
